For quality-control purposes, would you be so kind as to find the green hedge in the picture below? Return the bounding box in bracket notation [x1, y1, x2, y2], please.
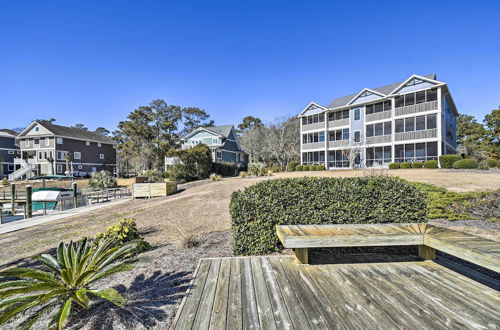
[295, 165, 303, 171]
[230, 177, 427, 255]
[212, 162, 238, 176]
[411, 162, 423, 168]
[453, 159, 478, 169]
[423, 160, 438, 168]
[287, 161, 299, 171]
[315, 165, 326, 171]
[303, 165, 310, 171]
[388, 163, 400, 169]
[439, 155, 462, 169]
[478, 160, 490, 170]
[400, 162, 411, 169]
[486, 159, 498, 168]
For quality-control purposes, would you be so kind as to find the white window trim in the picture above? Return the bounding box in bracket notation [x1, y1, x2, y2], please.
[56, 137, 63, 144]
[25, 139, 29, 147]
[57, 165, 63, 173]
[45, 137, 50, 146]
[98, 143, 102, 147]
[74, 152, 81, 160]
[99, 153, 104, 159]
[8, 150, 14, 154]
[78, 164, 83, 169]
[86, 141, 90, 146]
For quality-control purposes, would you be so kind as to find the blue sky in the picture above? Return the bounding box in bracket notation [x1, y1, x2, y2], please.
[1, 1, 499, 132]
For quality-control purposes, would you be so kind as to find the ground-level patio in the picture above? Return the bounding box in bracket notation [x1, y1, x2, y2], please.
[172, 254, 499, 329]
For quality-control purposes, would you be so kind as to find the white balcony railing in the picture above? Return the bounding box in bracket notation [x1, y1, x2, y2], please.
[366, 111, 391, 122]
[302, 142, 325, 150]
[328, 118, 349, 128]
[366, 135, 391, 144]
[394, 128, 437, 141]
[301, 121, 325, 132]
[395, 100, 438, 116]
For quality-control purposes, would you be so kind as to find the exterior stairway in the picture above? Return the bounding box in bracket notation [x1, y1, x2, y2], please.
[8, 158, 35, 181]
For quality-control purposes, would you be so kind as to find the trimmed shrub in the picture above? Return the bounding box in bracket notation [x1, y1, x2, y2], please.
[230, 177, 427, 255]
[168, 144, 213, 181]
[411, 162, 423, 168]
[423, 160, 438, 168]
[287, 161, 299, 172]
[400, 162, 412, 169]
[439, 155, 462, 169]
[486, 159, 498, 168]
[316, 165, 326, 171]
[295, 165, 304, 171]
[303, 165, 310, 171]
[212, 162, 237, 177]
[388, 163, 400, 169]
[453, 159, 479, 169]
[478, 160, 490, 170]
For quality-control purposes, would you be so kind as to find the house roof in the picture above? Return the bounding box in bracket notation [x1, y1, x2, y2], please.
[327, 73, 437, 109]
[0, 131, 16, 138]
[20, 121, 116, 144]
[182, 125, 234, 140]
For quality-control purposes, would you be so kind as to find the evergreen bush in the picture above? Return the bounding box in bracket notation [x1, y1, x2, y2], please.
[423, 160, 438, 168]
[452, 159, 479, 169]
[439, 155, 462, 169]
[230, 177, 427, 255]
[400, 162, 412, 169]
[287, 161, 299, 171]
[411, 162, 423, 168]
[388, 163, 399, 169]
[295, 165, 304, 171]
[486, 159, 498, 168]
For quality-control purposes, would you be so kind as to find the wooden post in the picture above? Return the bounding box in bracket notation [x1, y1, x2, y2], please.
[72, 182, 78, 208]
[294, 248, 309, 264]
[25, 185, 32, 219]
[10, 184, 15, 215]
[418, 245, 436, 260]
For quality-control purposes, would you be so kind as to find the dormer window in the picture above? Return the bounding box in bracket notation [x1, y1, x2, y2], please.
[35, 126, 40, 132]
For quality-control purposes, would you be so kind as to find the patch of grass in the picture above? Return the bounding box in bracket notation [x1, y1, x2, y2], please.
[409, 181, 500, 221]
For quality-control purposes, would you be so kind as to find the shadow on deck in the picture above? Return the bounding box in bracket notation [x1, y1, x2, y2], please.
[171, 255, 500, 329]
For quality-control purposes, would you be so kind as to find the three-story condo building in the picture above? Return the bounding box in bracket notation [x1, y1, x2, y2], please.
[11, 121, 117, 180]
[298, 74, 458, 169]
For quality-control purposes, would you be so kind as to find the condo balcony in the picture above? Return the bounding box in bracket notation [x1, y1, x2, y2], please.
[301, 121, 325, 132]
[366, 110, 392, 122]
[395, 100, 438, 116]
[302, 141, 325, 151]
[328, 118, 349, 128]
[394, 128, 437, 141]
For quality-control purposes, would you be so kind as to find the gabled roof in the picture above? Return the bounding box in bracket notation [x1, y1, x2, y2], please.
[182, 125, 234, 140]
[327, 74, 437, 109]
[19, 121, 116, 144]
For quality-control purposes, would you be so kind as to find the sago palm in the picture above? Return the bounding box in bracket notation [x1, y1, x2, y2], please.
[0, 238, 139, 329]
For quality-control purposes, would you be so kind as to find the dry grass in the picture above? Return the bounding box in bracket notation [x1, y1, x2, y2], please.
[275, 169, 500, 192]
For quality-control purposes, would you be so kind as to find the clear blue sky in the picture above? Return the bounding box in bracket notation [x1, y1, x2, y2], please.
[1, 1, 499, 132]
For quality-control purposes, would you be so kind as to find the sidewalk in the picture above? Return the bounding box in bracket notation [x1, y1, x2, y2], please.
[0, 197, 132, 235]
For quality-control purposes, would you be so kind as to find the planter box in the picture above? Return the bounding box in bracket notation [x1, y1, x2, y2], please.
[132, 182, 177, 198]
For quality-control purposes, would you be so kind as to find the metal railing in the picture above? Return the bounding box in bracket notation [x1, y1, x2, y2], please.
[301, 121, 325, 132]
[302, 142, 326, 150]
[81, 187, 130, 204]
[366, 111, 392, 122]
[328, 118, 349, 128]
[366, 135, 391, 144]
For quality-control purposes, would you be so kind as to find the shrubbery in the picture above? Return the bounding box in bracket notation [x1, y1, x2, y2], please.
[168, 144, 213, 182]
[423, 160, 438, 168]
[400, 162, 411, 169]
[287, 161, 299, 171]
[452, 159, 479, 169]
[315, 165, 326, 171]
[303, 165, 310, 171]
[486, 159, 498, 168]
[295, 165, 304, 171]
[212, 162, 237, 177]
[478, 160, 490, 170]
[248, 162, 266, 176]
[388, 163, 399, 169]
[439, 155, 462, 168]
[411, 162, 423, 168]
[230, 177, 427, 255]
[95, 218, 150, 252]
[89, 170, 117, 189]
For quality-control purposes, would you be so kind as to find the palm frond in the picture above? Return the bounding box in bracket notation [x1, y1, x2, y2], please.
[0, 293, 45, 309]
[0, 268, 61, 285]
[0, 299, 39, 326]
[58, 298, 73, 330]
[0, 280, 32, 290]
[33, 254, 60, 274]
[89, 288, 125, 306]
[17, 300, 61, 330]
[0, 283, 62, 299]
[74, 288, 90, 308]
[88, 263, 134, 284]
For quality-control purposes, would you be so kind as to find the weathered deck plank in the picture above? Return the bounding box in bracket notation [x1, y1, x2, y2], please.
[172, 256, 500, 330]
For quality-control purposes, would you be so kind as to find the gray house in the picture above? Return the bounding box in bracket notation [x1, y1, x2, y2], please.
[0, 131, 20, 178]
[298, 74, 458, 169]
[166, 125, 248, 169]
[11, 121, 117, 180]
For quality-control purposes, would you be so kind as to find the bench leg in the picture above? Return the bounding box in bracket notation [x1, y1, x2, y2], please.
[293, 248, 308, 264]
[418, 245, 436, 260]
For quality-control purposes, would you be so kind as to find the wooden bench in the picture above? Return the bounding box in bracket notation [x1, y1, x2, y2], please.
[276, 224, 499, 272]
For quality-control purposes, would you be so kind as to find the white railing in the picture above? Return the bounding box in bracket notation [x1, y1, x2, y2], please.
[8, 164, 36, 181]
[327, 140, 348, 149]
[366, 111, 391, 122]
[395, 101, 438, 116]
[394, 128, 438, 141]
[328, 118, 349, 128]
[366, 135, 391, 144]
[302, 122, 325, 132]
[302, 142, 325, 150]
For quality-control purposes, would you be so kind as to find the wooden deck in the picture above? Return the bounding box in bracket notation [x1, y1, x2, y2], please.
[171, 255, 500, 329]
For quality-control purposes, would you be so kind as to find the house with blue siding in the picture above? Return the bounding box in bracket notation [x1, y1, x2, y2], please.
[166, 125, 248, 169]
[0, 131, 20, 178]
[298, 74, 458, 169]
